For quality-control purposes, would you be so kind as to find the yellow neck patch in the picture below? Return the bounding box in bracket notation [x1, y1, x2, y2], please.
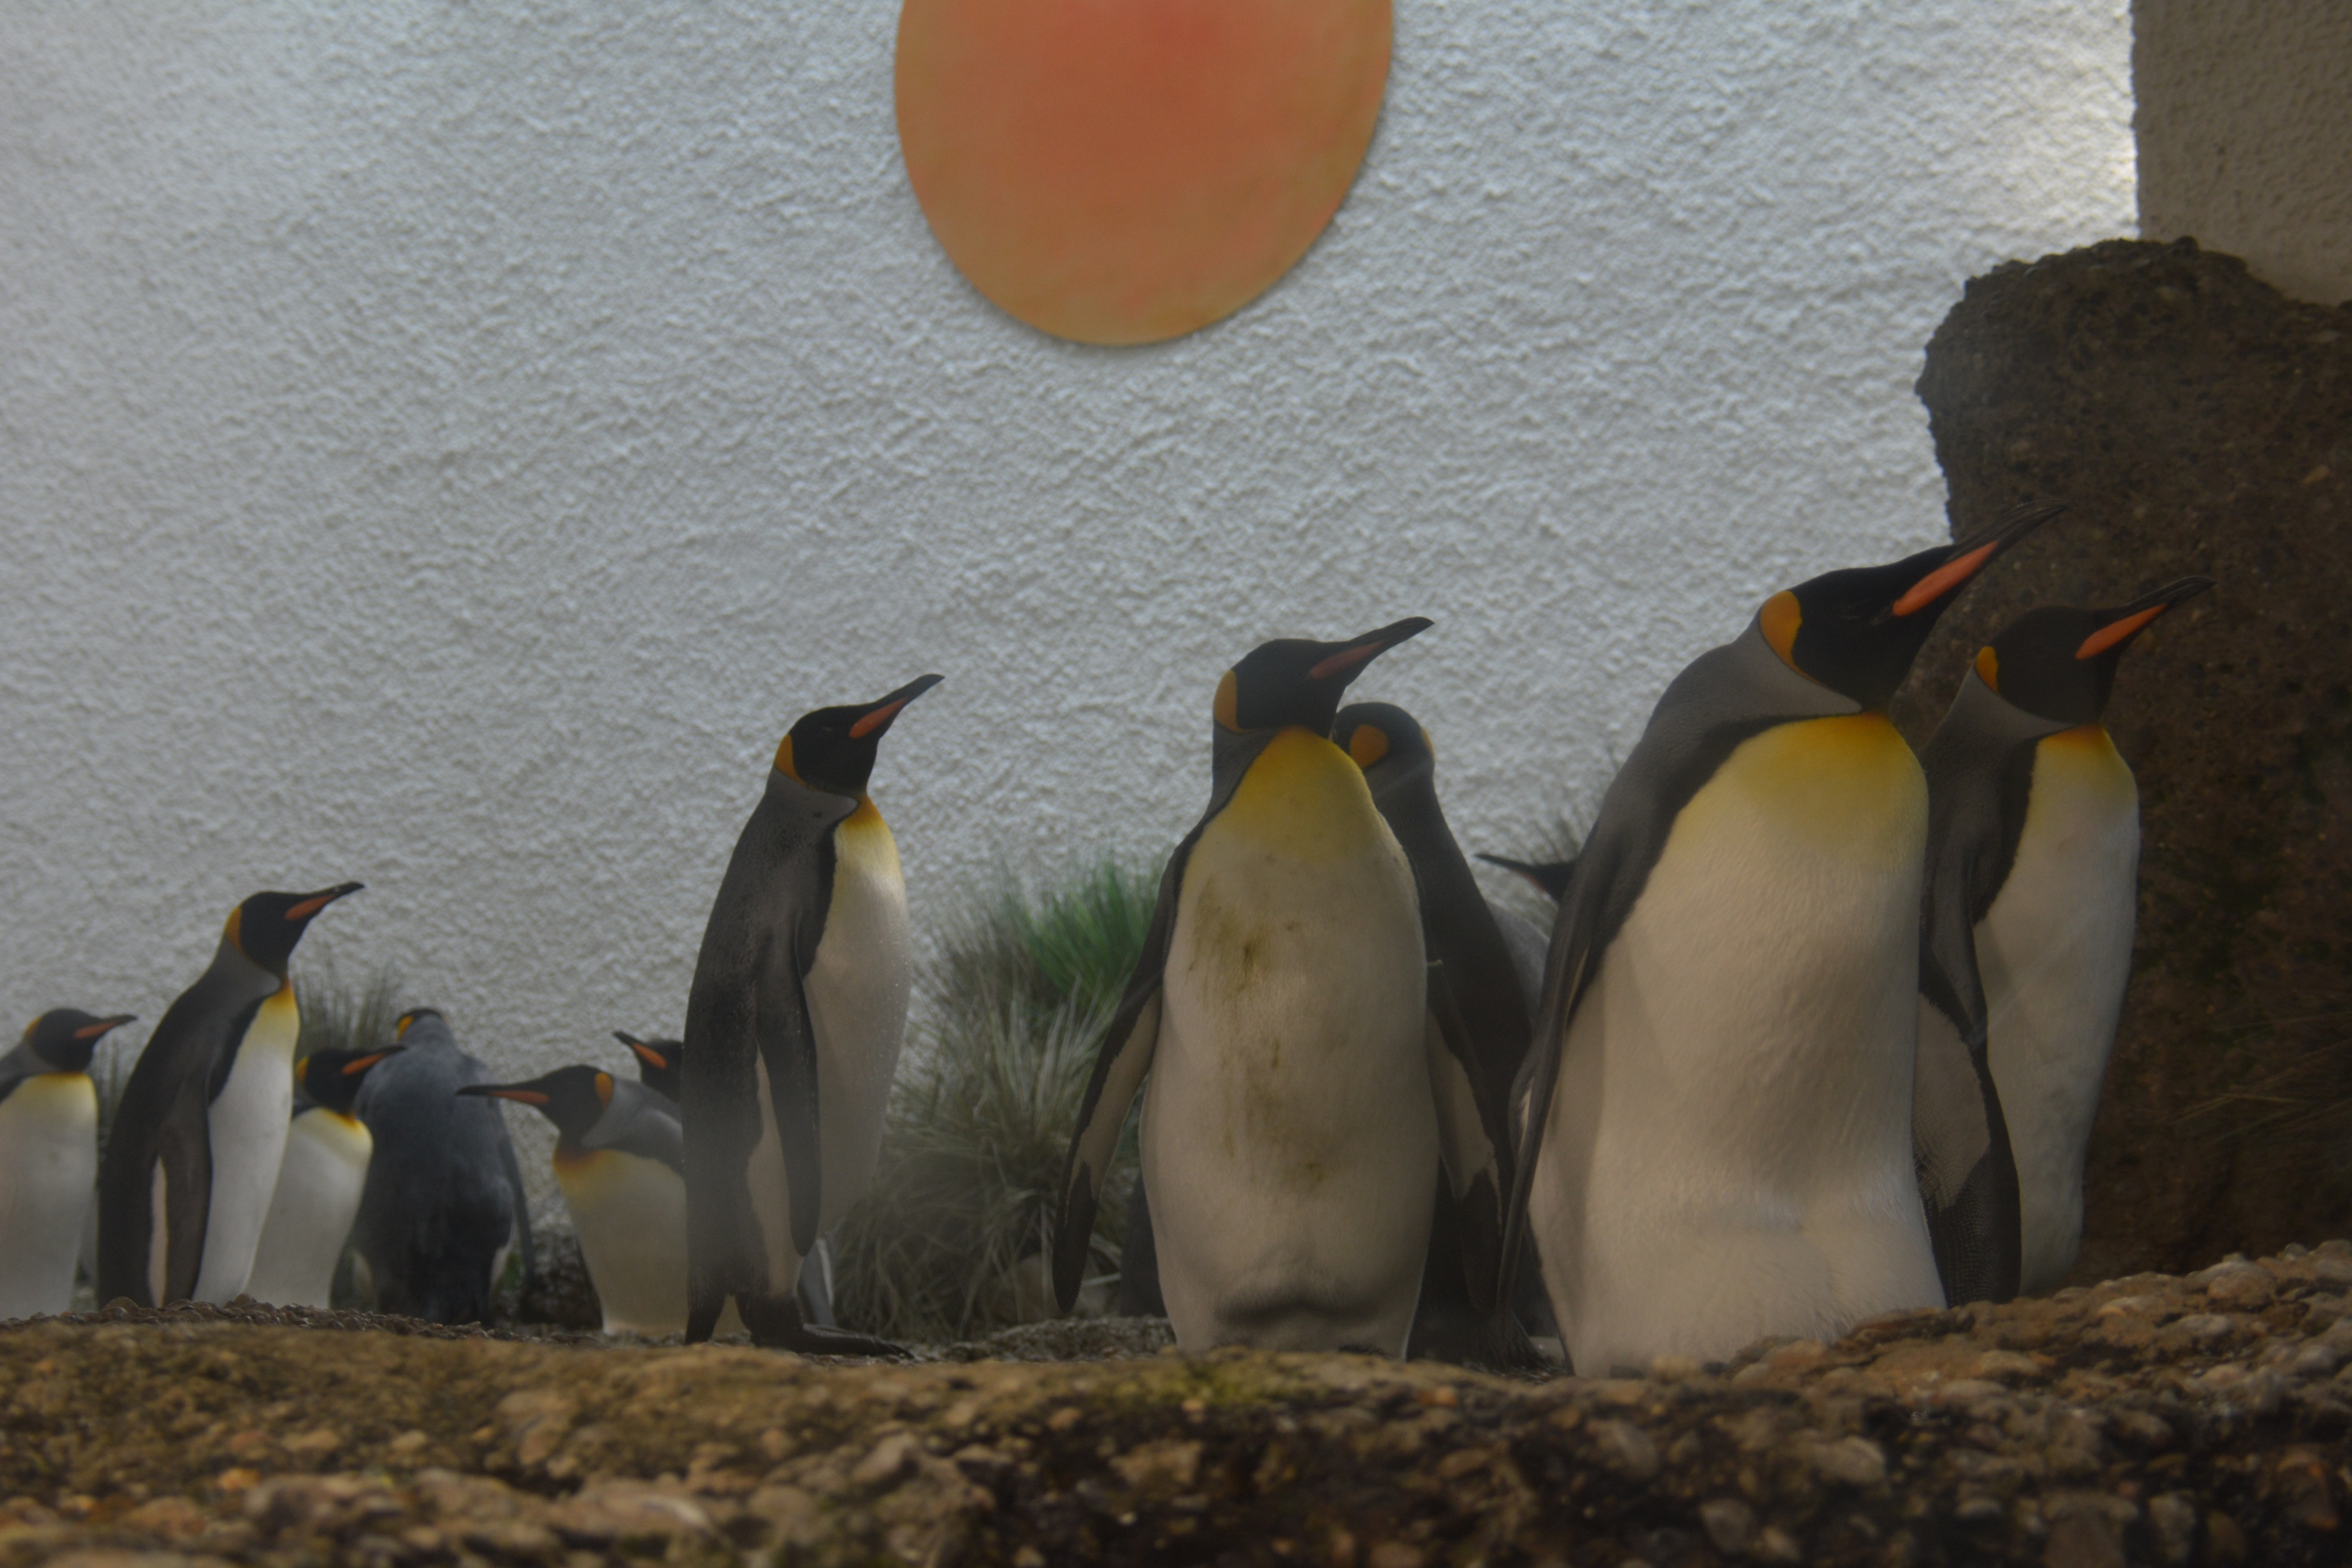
[1683, 713, 1926, 864]
[1213, 670, 1241, 732]
[1975, 646, 2000, 692]
[774, 734, 801, 782]
[1215, 726, 1385, 864]
[1759, 591, 1802, 671]
[1347, 724, 1389, 769]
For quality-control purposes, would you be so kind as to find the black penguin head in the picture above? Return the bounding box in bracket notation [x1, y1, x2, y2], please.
[1975, 577, 2214, 726]
[460, 1065, 613, 1144]
[774, 674, 945, 798]
[614, 1031, 681, 1100]
[1757, 503, 2064, 710]
[295, 1045, 404, 1115]
[21, 1010, 135, 1074]
[1334, 701, 1436, 783]
[392, 1007, 446, 1043]
[225, 882, 363, 976]
[1214, 619, 1432, 737]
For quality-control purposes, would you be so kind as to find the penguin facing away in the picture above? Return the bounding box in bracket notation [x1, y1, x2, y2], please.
[614, 1032, 681, 1101]
[350, 1009, 536, 1323]
[1506, 504, 2063, 1373]
[0, 1011, 134, 1319]
[1917, 577, 2212, 1298]
[1053, 620, 1508, 1356]
[1335, 701, 1544, 1367]
[683, 674, 942, 1353]
[96, 883, 363, 1306]
[464, 1066, 694, 1336]
[244, 1045, 403, 1309]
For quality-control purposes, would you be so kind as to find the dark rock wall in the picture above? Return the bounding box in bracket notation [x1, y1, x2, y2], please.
[1901, 236, 2352, 1281]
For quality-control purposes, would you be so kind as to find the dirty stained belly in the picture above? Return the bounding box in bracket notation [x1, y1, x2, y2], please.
[1144, 828, 1434, 1282]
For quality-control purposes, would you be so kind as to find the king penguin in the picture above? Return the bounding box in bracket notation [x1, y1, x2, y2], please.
[1335, 700, 1546, 1366]
[0, 1011, 133, 1318]
[350, 1009, 536, 1323]
[683, 674, 941, 1353]
[1506, 504, 2063, 1373]
[1053, 620, 1509, 1356]
[96, 883, 363, 1306]
[1917, 576, 2211, 1298]
[464, 1066, 696, 1336]
[614, 1032, 681, 1101]
[243, 1044, 403, 1309]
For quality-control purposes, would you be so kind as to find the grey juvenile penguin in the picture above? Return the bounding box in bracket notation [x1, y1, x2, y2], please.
[350, 1009, 534, 1322]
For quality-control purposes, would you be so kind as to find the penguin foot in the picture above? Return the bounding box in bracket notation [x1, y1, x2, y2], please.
[741, 1294, 904, 1357]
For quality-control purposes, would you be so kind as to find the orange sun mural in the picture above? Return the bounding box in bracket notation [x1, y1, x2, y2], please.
[895, 0, 1393, 347]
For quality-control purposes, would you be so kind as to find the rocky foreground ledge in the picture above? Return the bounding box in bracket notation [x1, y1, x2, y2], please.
[5, 1249, 2352, 1566]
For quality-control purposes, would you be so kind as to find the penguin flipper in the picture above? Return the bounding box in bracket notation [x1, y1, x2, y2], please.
[1424, 961, 1505, 1316]
[1051, 988, 1162, 1313]
[1914, 964, 2022, 1306]
[756, 935, 827, 1259]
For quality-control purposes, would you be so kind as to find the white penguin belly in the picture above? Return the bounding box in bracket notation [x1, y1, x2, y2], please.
[1143, 727, 1434, 1356]
[244, 1109, 371, 1309]
[0, 1075, 98, 1319]
[560, 1148, 691, 1335]
[193, 987, 300, 1303]
[1979, 726, 2139, 1296]
[746, 802, 913, 1299]
[804, 804, 913, 1233]
[1534, 714, 1943, 1373]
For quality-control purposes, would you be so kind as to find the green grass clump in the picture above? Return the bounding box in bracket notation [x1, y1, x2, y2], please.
[292, 958, 405, 1063]
[832, 857, 1158, 1342]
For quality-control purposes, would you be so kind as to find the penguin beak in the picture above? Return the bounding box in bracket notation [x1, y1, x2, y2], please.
[2076, 576, 2214, 660]
[613, 1031, 645, 1049]
[1308, 617, 1434, 682]
[73, 1014, 136, 1042]
[623, 1040, 669, 1072]
[459, 1084, 550, 1106]
[344, 1047, 404, 1075]
[847, 674, 946, 740]
[1889, 502, 2066, 617]
[286, 882, 365, 921]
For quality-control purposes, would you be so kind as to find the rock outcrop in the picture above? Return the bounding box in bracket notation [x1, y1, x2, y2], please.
[8, 1245, 2352, 1564]
[1905, 236, 2352, 1282]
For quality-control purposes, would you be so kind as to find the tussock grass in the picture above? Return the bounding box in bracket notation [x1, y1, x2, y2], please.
[832, 858, 1157, 1342]
[292, 958, 405, 1062]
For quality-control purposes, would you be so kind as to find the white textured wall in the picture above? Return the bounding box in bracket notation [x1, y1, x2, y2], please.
[2, 3, 2131, 1209]
[2134, 0, 2352, 305]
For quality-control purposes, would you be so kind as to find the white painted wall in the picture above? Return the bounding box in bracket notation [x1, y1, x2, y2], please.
[2, 3, 2132, 1211]
[2134, 0, 2352, 305]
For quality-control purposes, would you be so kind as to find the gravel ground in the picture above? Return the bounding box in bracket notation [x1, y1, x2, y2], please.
[5, 1246, 2352, 1566]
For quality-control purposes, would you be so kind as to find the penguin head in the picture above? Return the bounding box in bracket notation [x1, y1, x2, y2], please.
[1334, 701, 1436, 783]
[392, 1007, 448, 1044]
[21, 1010, 135, 1074]
[460, 1065, 614, 1144]
[295, 1045, 405, 1115]
[614, 1031, 681, 1096]
[225, 882, 364, 976]
[1756, 503, 2064, 710]
[774, 674, 946, 798]
[1215, 618, 1433, 737]
[1974, 577, 2214, 726]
